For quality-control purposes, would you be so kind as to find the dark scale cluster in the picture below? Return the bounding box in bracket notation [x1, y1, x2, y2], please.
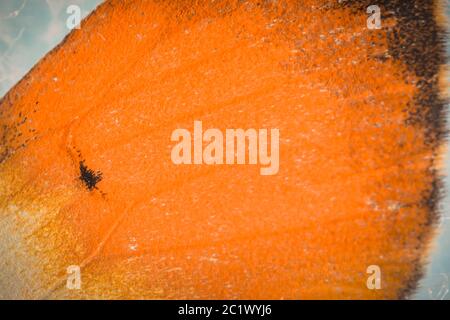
[336, 0, 448, 299]
[337, 0, 448, 145]
[79, 160, 103, 191]
[0, 100, 38, 164]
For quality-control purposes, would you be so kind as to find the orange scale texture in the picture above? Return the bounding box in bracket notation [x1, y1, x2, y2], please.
[0, 0, 447, 299]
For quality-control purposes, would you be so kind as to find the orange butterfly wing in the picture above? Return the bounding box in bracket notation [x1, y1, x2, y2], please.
[0, 0, 447, 299]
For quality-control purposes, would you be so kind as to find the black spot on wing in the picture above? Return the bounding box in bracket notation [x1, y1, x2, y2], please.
[79, 160, 103, 191]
